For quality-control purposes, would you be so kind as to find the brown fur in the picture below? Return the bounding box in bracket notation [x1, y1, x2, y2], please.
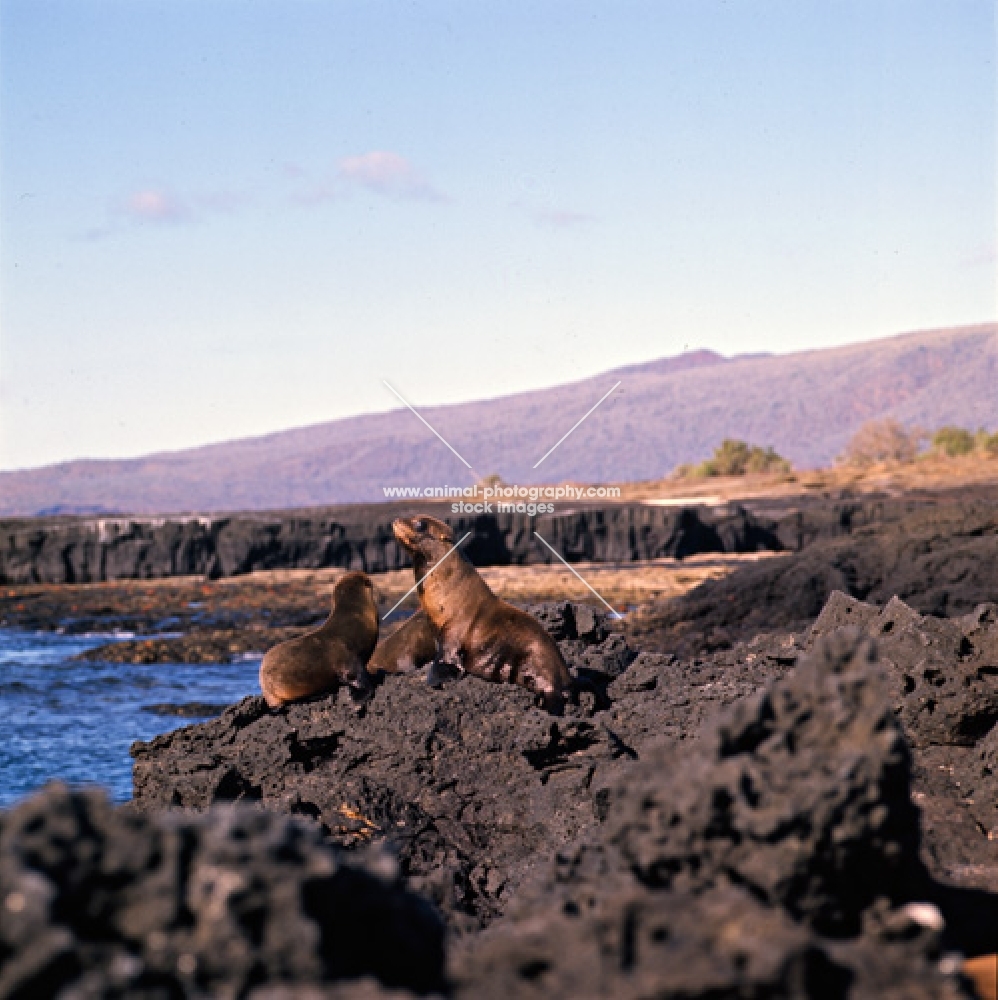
[368, 610, 438, 675]
[963, 955, 997, 1000]
[259, 571, 378, 708]
[392, 515, 574, 712]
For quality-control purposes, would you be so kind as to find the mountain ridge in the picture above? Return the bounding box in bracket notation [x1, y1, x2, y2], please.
[2, 322, 995, 516]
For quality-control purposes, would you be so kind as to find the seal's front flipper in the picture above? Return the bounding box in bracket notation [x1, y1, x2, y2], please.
[537, 689, 567, 716]
[427, 659, 463, 689]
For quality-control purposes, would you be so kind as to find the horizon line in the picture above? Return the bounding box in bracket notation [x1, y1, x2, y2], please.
[1, 318, 995, 475]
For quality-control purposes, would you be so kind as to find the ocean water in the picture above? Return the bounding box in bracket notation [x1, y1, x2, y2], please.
[0, 629, 261, 807]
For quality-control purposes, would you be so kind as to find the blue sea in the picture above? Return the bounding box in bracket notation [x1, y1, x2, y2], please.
[0, 629, 261, 807]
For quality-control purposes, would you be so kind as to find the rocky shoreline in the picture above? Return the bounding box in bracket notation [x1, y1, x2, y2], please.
[4, 592, 997, 997]
[0, 502, 782, 585]
[5, 487, 996, 587]
[2, 487, 997, 997]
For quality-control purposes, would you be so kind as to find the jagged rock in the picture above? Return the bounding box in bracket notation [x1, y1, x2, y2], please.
[126, 603, 809, 933]
[802, 593, 998, 897]
[451, 882, 969, 1000]
[0, 783, 444, 999]
[526, 602, 636, 683]
[955, 716, 998, 842]
[449, 632, 972, 999]
[629, 497, 998, 657]
[130, 678, 624, 931]
[808, 593, 998, 748]
[128, 604, 791, 932]
[579, 631, 922, 930]
[124, 596, 998, 995]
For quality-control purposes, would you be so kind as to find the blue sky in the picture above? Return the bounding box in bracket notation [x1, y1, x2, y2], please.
[1, 0, 994, 471]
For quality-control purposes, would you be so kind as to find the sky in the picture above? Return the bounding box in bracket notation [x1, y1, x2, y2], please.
[1, 0, 995, 472]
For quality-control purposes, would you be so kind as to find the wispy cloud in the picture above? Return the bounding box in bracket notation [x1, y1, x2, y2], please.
[338, 151, 446, 202]
[534, 207, 593, 229]
[287, 151, 447, 206]
[122, 188, 191, 223]
[82, 186, 249, 240]
[513, 200, 594, 230]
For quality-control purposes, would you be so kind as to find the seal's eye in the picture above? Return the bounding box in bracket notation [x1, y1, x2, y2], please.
[413, 518, 426, 532]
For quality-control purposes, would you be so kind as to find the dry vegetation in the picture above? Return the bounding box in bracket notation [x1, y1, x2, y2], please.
[371, 553, 778, 614]
[673, 438, 792, 480]
[838, 418, 927, 466]
[608, 421, 998, 505]
[838, 418, 998, 467]
[1, 555, 778, 666]
[213, 554, 777, 617]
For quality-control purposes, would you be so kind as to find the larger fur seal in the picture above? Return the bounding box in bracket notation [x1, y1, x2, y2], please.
[259, 571, 378, 708]
[392, 515, 574, 712]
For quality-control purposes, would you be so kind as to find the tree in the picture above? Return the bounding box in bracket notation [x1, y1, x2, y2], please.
[840, 419, 925, 466]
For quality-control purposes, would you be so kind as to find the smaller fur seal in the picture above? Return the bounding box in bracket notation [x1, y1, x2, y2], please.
[392, 515, 575, 712]
[368, 610, 438, 675]
[259, 571, 378, 708]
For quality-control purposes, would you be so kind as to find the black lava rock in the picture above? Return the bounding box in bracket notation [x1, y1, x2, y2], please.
[808, 594, 998, 748]
[0, 784, 444, 999]
[629, 496, 998, 658]
[0, 504, 780, 585]
[449, 631, 972, 999]
[123, 596, 997, 997]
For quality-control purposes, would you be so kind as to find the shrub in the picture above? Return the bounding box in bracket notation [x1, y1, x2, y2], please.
[675, 439, 792, 479]
[704, 439, 754, 476]
[743, 445, 791, 474]
[976, 429, 998, 457]
[932, 426, 975, 457]
[925, 426, 998, 459]
[839, 419, 926, 467]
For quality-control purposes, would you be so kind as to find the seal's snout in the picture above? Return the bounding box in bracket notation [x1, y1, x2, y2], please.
[392, 517, 416, 551]
[393, 515, 455, 551]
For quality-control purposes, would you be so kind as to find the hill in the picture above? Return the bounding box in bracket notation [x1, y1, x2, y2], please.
[1, 323, 995, 515]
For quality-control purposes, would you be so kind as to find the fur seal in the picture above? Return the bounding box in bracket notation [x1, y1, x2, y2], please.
[368, 609, 438, 675]
[259, 571, 378, 708]
[392, 515, 574, 712]
[963, 954, 997, 1000]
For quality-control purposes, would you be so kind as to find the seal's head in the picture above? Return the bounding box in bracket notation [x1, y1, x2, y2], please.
[330, 571, 378, 701]
[333, 570, 378, 612]
[392, 515, 455, 565]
